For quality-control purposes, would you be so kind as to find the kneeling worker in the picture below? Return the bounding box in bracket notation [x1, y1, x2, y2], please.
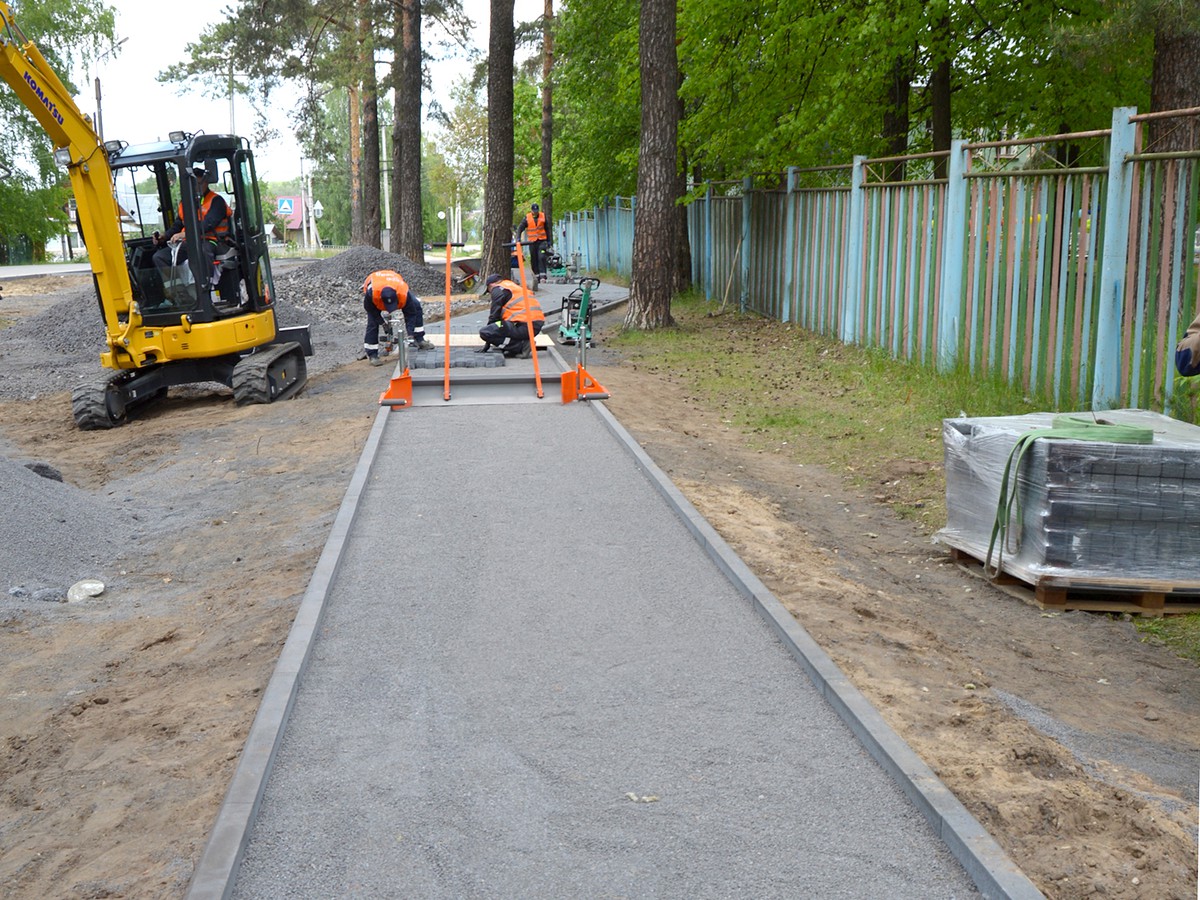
[362, 269, 434, 366]
[476, 273, 544, 358]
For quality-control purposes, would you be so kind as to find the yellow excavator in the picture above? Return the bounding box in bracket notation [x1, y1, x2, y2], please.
[0, 1, 310, 428]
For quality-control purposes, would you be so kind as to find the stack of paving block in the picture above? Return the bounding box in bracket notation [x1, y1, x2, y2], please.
[935, 409, 1200, 586]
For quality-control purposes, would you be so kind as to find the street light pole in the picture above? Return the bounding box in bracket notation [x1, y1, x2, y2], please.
[92, 37, 128, 142]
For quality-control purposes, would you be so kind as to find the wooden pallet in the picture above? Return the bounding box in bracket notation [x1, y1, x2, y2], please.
[948, 548, 1200, 618]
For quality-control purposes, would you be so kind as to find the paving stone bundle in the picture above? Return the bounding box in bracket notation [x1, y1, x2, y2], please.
[935, 408, 1200, 586]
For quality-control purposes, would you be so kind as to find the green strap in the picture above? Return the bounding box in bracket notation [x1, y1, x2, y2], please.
[983, 416, 1154, 579]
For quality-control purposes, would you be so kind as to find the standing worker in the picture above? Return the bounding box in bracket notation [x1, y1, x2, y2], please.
[515, 202, 548, 283]
[475, 273, 545, 358]
[362, 269, 434, 366]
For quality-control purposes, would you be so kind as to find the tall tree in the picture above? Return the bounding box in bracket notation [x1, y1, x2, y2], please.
[359, 0, 381, 248]
[482, 0, 515, 278]
[539, 0, 554, 232]
[391, 0, 425, 258]
[1148, 1, 1200, 150]
[626, 0, 677, 329]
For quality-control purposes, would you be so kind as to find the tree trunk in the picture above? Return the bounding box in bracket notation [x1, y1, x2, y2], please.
[929, 12, 951, 180]
[540, 0, 554, 239]
[348, 84, 363, 245]
[482, 0, 516, 279]
[360, 0, 381, 250]
[392, 0, 425, 260]
[626, 0, 677, 330]
[882, 54, 911, 181]
[1150, 27, 1200, 151]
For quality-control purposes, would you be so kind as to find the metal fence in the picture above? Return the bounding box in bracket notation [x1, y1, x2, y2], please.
[556, 106, 1200, 414]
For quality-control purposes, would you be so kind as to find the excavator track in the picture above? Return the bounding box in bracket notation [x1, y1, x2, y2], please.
[231, 341, 308, 406]
[71, 369, 168, 430]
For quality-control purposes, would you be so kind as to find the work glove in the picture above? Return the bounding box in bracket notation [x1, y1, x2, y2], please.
[1176, 313, 1200, 377]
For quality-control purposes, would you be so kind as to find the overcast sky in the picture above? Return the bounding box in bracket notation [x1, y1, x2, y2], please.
[78, 0, 543, 182]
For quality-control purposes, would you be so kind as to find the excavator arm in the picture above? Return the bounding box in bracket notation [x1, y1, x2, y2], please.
[0, 1, 144, 362]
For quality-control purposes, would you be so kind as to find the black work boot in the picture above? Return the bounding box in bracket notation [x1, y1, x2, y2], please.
[474, 344, 490, 353]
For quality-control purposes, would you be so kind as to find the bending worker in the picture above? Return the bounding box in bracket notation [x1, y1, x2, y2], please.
[476, 273, 544, 359]
[514, 202, 548, 282]
[362, 269, 434, 366]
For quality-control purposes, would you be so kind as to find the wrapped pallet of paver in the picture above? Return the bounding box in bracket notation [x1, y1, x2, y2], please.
[933, 409, 1200, 597]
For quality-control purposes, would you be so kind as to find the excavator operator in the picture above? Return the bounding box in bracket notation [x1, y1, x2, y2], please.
[152, 164, 231, 297]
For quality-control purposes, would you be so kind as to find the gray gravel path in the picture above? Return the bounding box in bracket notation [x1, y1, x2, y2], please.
[230, 401, 981, 899]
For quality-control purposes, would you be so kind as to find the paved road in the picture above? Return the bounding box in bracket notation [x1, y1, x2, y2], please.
[184, 307, 1046, 897]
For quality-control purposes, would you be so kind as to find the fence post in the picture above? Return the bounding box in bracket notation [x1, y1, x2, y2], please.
[741, 177, 753, 313]
[627, 194, 636, 279]
[1093, 107, 1137, 411]
[783, 167, 797, 323]
[842, 156, 866, 343]
[705, 182, 714, 301]
[937, 139, 968, 372]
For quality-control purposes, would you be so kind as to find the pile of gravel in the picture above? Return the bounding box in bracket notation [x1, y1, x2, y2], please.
[0, 456, 139, 601]
[274, 246, 479, 330]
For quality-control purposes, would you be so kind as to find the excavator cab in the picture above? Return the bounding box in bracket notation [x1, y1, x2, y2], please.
[112, 133, 275, 325]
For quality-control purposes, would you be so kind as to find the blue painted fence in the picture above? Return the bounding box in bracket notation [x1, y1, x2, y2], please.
[555, 106, 1200, 414]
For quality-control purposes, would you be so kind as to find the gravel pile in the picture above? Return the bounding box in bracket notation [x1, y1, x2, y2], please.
[274, 246, 479, 329]
[0, 456, 139, 601]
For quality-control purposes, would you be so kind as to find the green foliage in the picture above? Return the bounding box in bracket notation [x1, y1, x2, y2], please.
[512, 76, 543, 207]
[552, 0, 641, 210]
[548, 0, 1158, 210]
[0, 0, 116, 253]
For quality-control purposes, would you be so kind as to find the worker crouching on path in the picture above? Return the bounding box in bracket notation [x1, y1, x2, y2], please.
[362, 269, 434, 366]
[476, 273, 545, 359]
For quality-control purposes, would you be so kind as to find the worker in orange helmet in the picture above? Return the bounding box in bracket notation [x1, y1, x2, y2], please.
[362, 269, 434, 366]
[514, 201, 549, 282]
[475, 273, 544, 359]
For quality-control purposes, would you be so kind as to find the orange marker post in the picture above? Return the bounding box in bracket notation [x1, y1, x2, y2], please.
[443, 241, 453, 401]
[512, 241, 544, 399]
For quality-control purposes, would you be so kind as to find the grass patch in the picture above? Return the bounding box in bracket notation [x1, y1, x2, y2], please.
[1133, 613, 1200, 664]
[607, 291, 1200, 664]
[608, 291, 1053, 533]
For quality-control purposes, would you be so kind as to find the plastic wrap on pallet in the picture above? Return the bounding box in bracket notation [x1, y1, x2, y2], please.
[933, 409, 1200, 584]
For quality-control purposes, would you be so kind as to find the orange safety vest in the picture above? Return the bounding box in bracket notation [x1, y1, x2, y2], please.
[496, 280, 544, 324]
[524, 211, 547, 242]
[178, 190, 231, 242]
[363, 270, 411, 310]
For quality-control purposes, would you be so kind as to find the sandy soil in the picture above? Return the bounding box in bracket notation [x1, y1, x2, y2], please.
[0, 278, 1197, 899]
